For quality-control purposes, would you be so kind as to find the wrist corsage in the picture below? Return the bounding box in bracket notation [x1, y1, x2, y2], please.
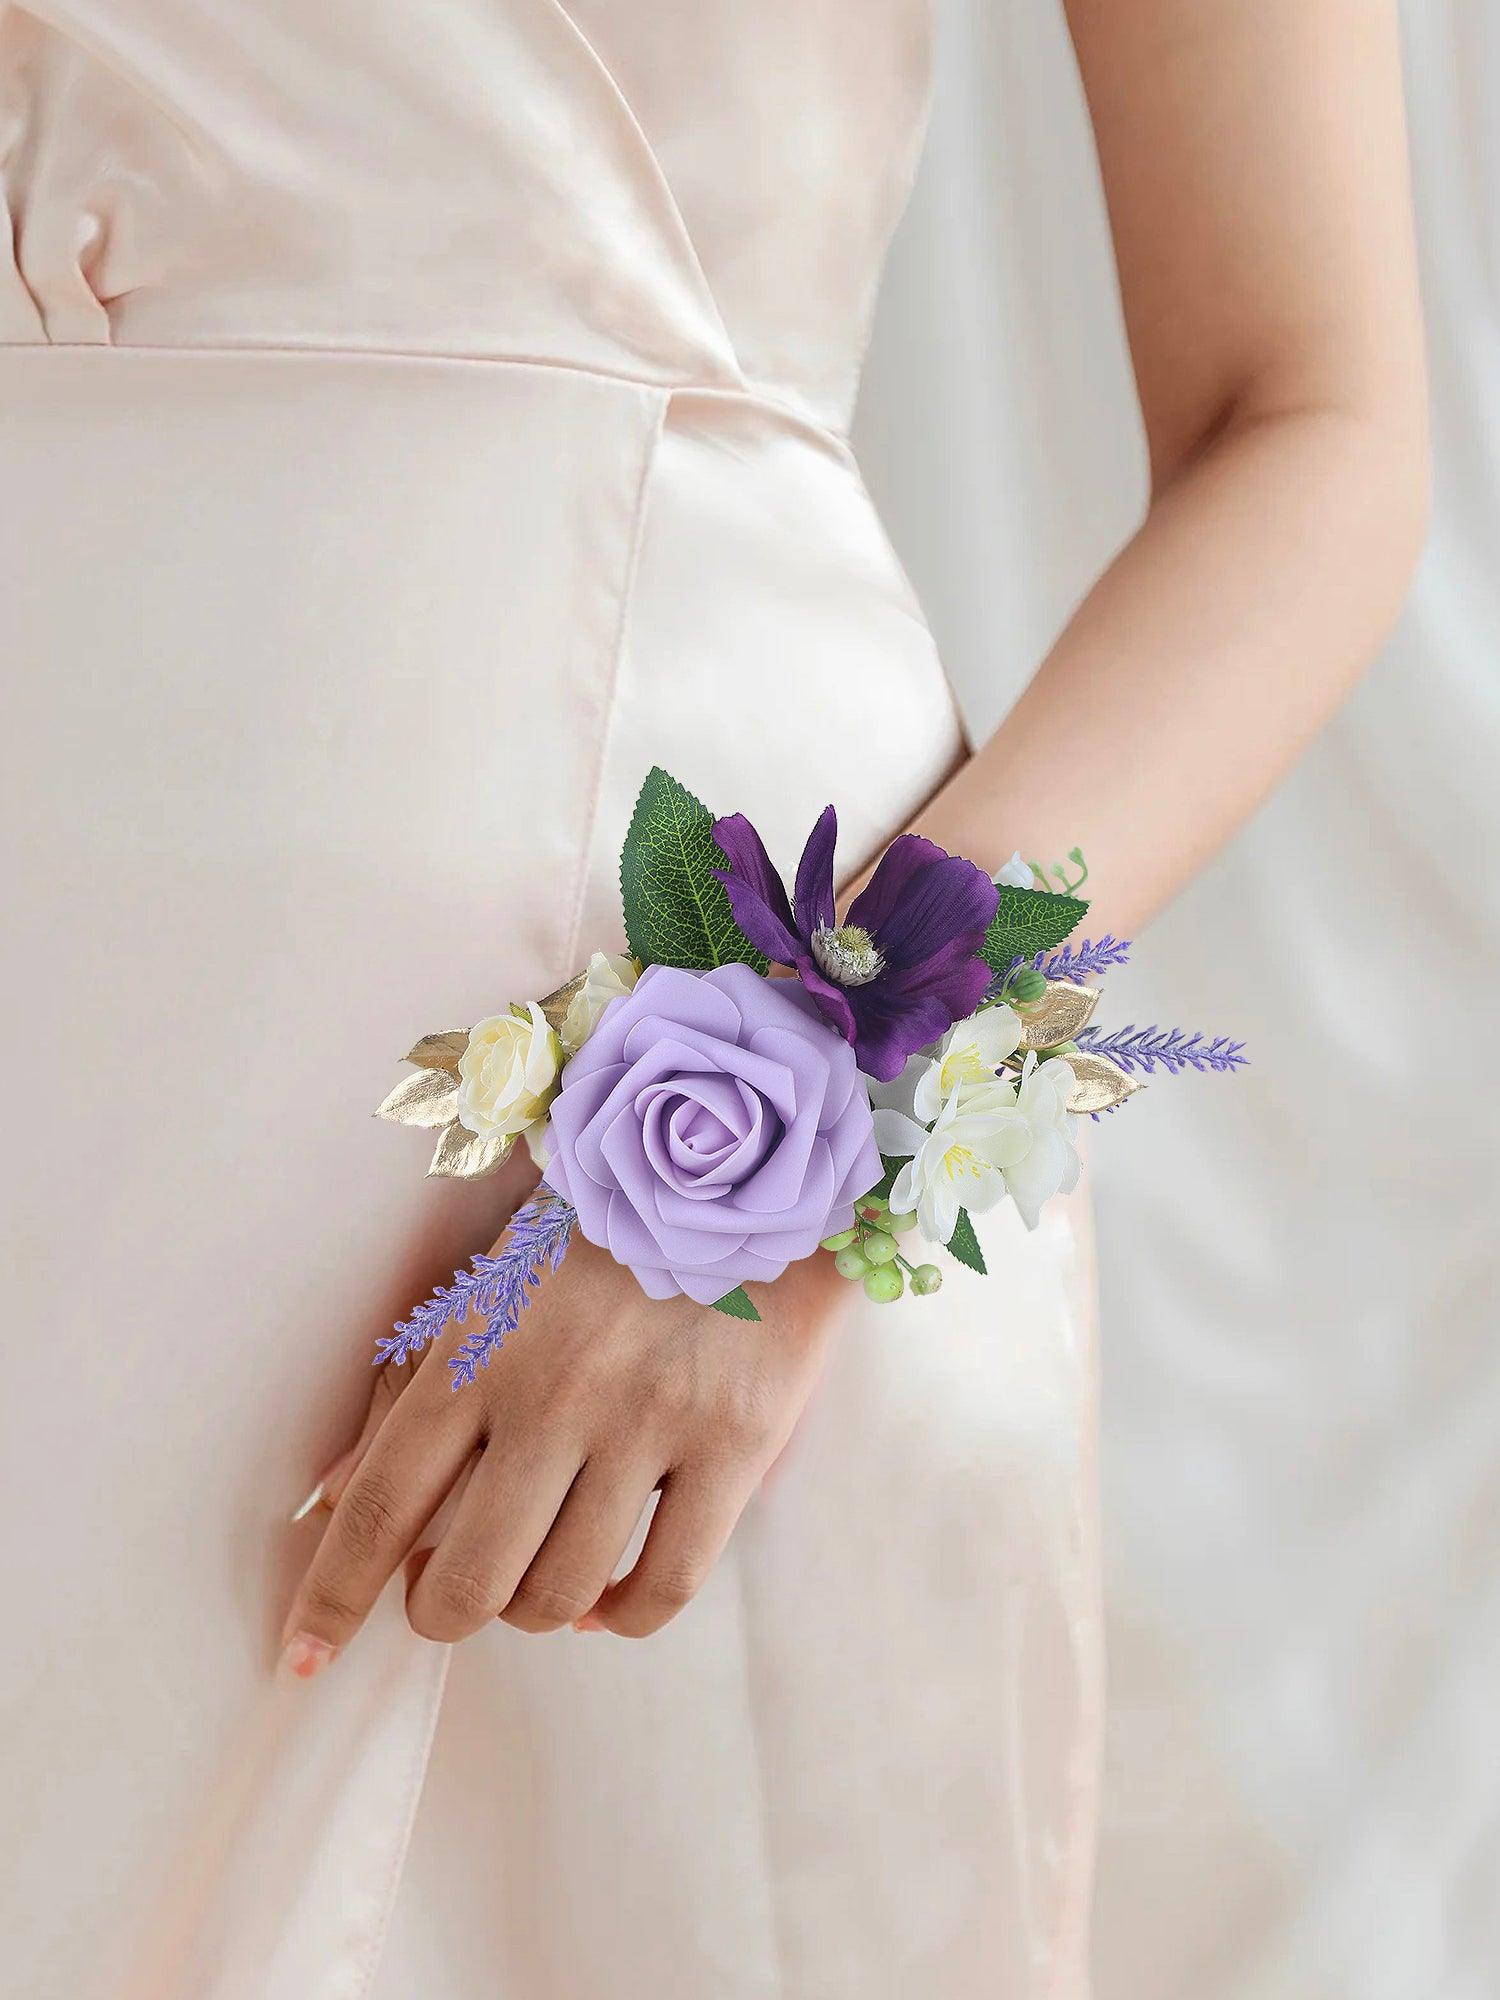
[376, 769, 1245, 1386]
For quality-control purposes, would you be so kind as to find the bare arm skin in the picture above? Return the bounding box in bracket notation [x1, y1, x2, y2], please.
[283, 0, 1428, 1666]
[911, 0, 1428, 938]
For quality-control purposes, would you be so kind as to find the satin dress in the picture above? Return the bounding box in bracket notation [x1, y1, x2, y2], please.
[0, 4, 1102, 1995]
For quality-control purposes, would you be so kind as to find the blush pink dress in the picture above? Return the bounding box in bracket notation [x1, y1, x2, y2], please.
[0, 4, 1102, 1995]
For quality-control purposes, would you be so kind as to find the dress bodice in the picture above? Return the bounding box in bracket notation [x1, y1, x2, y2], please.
[0, 0, 932, 432]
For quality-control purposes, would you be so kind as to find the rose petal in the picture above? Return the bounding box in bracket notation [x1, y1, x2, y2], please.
[825, 1109, 882, 1208]
[620, 1238, 683, 1302]
[728, 1025, 829, 1212]
[652, 1180, 791, 1239]
[598, 1100, 662, 1215]
[674, 1247, 790, 1306]
[637, 1076, 770, 1196]
[604, 1190, 675, 1271]
[745, 1134, 836, 1231]
[546, 960, 880, 1300]
[617, 969, 744, 1055]
[643, 1200, 751, 1270]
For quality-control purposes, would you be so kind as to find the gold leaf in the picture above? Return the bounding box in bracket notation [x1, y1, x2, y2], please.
[375, 1068, 461, 1127]
[428, 1120, 512, 1180]
[1020, 980, 1101, 1051]
[538, 972, 587, 1038]
[404, 1030, 471, 1074]
[1062, 1052, 1144, 1115]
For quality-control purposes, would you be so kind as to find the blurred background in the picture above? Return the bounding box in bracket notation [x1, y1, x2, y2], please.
[854, 3, 1500, 1995]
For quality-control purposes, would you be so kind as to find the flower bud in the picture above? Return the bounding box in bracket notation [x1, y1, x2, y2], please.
[863, 1265, 904, 1303]
[835, 1245, 872, 1281]
[821, 1228, 859, 1253]
[887, 1210, 918, 1234]
[1008, 966, 1048, 1006]
[864, 1233, 899, 1266]
[911, 1264, 944, 1297]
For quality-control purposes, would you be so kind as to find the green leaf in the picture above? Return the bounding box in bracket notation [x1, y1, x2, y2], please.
[619, 767, 770, 973]
[710, 1285, 761, 1321]
[946, 1209, 988, 1276]
[980, 886, 1089, 980]
[862, 1155, 904, 1205]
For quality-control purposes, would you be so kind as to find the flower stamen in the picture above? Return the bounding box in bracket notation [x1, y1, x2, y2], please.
[810, 923, 885, 988]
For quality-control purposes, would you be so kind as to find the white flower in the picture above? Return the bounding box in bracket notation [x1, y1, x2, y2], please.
[865, 1004, 1024, 1127]
[912, 1005, 1024, 1122]
[873, 1086, 1027, 1246]
[456, 1003, 563, 1162]
[560, 951, 640, 1054]
[873, 1048, 1081, 1242]
[996, 1052, 1081, 1229]
[994, 851, 1036, 890]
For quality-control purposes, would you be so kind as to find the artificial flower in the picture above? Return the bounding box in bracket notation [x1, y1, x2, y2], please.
[456, 1003, 563, 1165]
[994, 851, 1036, 889]
[711, 807, 999, 1083]
[999, 1052, 1082, 1229]
[379, 763, 1245, 1364]
[874, 1047, 1081, 1240]
[911, 1005, 1025, 1122]
[559, 950, 641, 1054]
[545, 963, 879, 1305]
[872, 1084, 1031, 1246]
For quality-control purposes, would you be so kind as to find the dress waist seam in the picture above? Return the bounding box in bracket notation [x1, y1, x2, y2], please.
[0, 335, 855, 453]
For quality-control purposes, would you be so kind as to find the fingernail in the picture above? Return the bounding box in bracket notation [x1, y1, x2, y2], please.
[289, 1480, 326, 1524]
[281, 1632, 336, 1680]
[572, 1612, 605, 1633]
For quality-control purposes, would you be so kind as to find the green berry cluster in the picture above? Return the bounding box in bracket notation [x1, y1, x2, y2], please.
[820, 1194, 943, 1305]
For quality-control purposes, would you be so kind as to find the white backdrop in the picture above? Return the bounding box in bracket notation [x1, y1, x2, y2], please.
[855, 3, 1500, 1994]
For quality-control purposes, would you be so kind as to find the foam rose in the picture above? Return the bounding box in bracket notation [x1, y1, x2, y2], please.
[544, 962, 880, 1306]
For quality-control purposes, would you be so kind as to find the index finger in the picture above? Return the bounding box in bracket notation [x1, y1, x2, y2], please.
[281, 1405, 471, 1678]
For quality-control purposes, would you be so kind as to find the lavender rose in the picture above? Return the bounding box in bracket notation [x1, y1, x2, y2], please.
[544, 963, 880, 1306]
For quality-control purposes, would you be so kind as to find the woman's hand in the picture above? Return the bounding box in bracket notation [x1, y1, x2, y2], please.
[281, 1220, 848, 1677]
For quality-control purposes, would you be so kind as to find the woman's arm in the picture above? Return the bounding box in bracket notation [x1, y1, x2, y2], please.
[912, 0, 1428, 938]
[281, 2, 1429, 1666]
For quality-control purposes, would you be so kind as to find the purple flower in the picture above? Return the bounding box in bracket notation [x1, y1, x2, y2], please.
[712, 808, 1000, 1082]
[545, 963, 880, 1306]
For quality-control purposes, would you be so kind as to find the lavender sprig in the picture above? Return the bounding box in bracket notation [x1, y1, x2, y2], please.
[374, 1190, 577, 1391]
[990, 934, 1133, 1001]
[1038, 934, 1132, 983]
[1074, 1024, 1249, 1076]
